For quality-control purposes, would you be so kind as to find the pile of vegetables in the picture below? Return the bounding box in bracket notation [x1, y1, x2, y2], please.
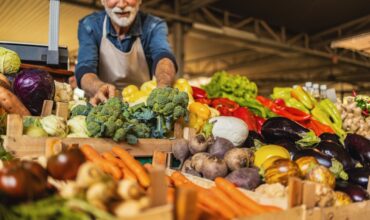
[336, 96, 369, 137]
[22, 87, 189, 144]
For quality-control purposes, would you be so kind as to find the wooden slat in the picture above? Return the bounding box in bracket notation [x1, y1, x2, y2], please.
[41, 100, 54, 116]
[55, 102, 69, 120]
[3, 136, 173, 158]
[149, 166, 167, 207]
[242, 206, 306, 220]
[175, 187, 198, 220]
[320, 200, 370, 220]
[302, 182, 316, 209]
[288, 177, 304, 208]
[6, 114, 23, 137]
[20, 63, 73, 76]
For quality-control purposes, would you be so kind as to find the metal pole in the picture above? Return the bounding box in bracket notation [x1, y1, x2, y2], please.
[173, 0, 184, 76]
[47, 0, 60, 65]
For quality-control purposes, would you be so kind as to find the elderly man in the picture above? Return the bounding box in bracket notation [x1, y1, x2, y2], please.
[75, 0, 177, 104]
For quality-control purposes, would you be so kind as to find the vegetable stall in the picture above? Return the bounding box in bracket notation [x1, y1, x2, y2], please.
[0, 48, 370, 219]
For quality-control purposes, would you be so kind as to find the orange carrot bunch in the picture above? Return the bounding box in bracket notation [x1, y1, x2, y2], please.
[79, 144, 151, 188]
[169, 172, 282, 219]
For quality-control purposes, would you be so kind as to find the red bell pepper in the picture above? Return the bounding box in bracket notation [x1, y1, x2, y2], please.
[254, 115, 266, 134]
[191, 86, 208, 99]
[232, 107, 257, 131]
[257, 96, 311, 122]
[211, 98, 239, 116]
[195, 98, 212, 105]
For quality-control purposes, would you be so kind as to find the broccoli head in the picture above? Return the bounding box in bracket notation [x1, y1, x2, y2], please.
[147, 87, 189, 118]
[71, 104, 92, 117]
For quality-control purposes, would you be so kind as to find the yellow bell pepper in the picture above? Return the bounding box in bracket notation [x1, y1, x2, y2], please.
[140, 80, 157, 95]
[174, 78, 194, 104]
[122, 85, 140, 102]
[189, 102, 211, 132]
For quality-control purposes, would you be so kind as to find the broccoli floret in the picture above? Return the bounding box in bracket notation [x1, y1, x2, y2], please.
[126, 134, 138, 145]
[131, 122, 151, 138]
[113, 128, 127, 142]
[70, 104, 92, 117]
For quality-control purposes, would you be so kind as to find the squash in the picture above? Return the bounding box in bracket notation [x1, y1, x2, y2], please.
[295, 156, 319, 177]
[307, 165, 336, 188]
[254, 145, 290, 168]
[264, 158, 301, 185]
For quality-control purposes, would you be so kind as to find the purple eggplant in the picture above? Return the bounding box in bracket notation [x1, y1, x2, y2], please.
[272, 139, 301, 159]
[294, 148, 348, 180]
[261, 117, 320, 147]
[336, 180, 370, 202]
[319, 133, 342, 146]
[243, 131, 265, 148]
[316, 141, 356, 170]
[293, 149, 332, 167]
[345, 134, 370, 166]
[347, 168, 370, 188]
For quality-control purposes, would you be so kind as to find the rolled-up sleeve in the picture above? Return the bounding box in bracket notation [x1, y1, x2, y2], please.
[75, 20, 99, 88]
[148, 21, 178, 75]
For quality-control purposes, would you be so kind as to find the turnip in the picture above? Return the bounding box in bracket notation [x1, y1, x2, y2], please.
[224, 148, 254, 171]
[201, 156, 228, 180]
[181, 159, 201, 177]
[189, 134, 208, 154]
[225, 168, 261, 190]
[208, 137, 234, 158]
[172, 139, 190, 166]
[191, 152, 210, 173]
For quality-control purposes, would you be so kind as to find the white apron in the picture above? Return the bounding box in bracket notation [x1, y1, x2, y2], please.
[99, 16, 150, 90]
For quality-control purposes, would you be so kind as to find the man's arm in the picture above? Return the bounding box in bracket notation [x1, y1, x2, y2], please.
[147, 20, 177, 87]
[155, 58, 176, 87]
[81, 73, 116, 105]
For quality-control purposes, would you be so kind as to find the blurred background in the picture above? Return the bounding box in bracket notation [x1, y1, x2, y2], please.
[1, 0, 369, 97]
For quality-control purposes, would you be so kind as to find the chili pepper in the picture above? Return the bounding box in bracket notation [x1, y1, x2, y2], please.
[286, 98, 310, 114]
[254, 116, 266, 134]
[211, 98, 239, 116]
[311, 106, 346, 139]
[319, 99, 342, 128]
[300, 119, 334, 136]
[191, 86, 207, 99]
[232, 107, 257, 131]
[274, 98, 286, 106]
[291, 86, 314, 110]
[257, 96, 311, 121]
[271, 87, 292, 101]
[195, 98, 212, 105]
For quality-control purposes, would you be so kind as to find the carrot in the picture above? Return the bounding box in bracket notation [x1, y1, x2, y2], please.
[170, 171, 190, 186]
[198, 191, 236, 219]
[152, 151, 167, 166]
[80, 145, 122, 180]
[143, 163, 152, 172]
[210, 187, 248, 217]
[112, 146, 150, 188]
[215, 177, 266, 214]
[261, 204, 283, 212]
[121, 167, 137, 181]
[166, 187, 175, 203]
[102, 152, 125, 168]
[198, 203, 222, 220]
[166, 176, 174, 187]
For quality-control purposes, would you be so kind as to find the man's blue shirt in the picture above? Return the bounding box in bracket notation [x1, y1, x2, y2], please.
[75, 11, 177, 88]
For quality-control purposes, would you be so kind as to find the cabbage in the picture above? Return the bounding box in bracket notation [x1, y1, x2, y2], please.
[0, 47, 21, 75]
[23, 116, 48, 137]
[40, 115, 68, 137]
[13, 69, 55, 115]
[67, 115, 89, 137]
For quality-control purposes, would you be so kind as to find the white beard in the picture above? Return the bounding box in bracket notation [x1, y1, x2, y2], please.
[105, 4, 139, 27]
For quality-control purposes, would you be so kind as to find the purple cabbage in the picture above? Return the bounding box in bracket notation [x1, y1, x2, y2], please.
[13, 69, 55, 115]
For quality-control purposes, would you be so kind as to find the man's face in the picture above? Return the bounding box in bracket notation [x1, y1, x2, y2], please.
[102, 0, 141, 27]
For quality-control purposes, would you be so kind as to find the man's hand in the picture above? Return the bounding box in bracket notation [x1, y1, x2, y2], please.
[90, 83, 116, 106]
[155, 58, 176, 88]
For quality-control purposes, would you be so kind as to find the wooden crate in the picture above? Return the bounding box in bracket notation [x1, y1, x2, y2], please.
[3, 100, 183, 158]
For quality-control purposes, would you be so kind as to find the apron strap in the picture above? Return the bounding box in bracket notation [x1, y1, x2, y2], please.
[102, 15, 108, 38]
